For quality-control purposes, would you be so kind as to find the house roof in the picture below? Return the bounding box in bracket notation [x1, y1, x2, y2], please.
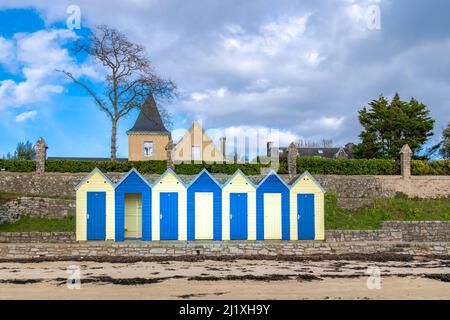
[127, 95, 169, 134]
[290, 171, 326, 193]
[115, 168, 152, 189]
[48, 157, 128, 162]
[74, 168, 115, 190]
[187, 168, 222, 188]
[256, 169, 290, 189]
[278, 146, 352, 159]
[151, 167, 188, 188]
[222, 169, 257, 189]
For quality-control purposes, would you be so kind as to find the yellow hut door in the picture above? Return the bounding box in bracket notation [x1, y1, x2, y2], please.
[195, 192, 214, 239]
[124, 194, 142, 239]
[263, 193, 282, 240]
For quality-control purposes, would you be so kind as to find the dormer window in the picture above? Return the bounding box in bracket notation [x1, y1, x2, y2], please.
[143, 141, 154, 157]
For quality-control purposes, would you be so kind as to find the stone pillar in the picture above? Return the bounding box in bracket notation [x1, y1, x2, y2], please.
[400, 144, 412, 179]
[219, 137, 226, 161]
[287, 142, 298, 179]
[35, 137, 48, 174]
[165, 140, 175, 169]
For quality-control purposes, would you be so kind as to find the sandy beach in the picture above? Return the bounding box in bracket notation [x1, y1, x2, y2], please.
[0, 256, 449, 300]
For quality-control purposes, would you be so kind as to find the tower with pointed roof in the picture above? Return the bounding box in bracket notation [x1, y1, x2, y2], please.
[127, 95, 171, 161]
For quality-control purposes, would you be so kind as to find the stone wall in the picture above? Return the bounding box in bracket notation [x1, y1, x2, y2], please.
[0, 196, 75, 223]
[0, 232, 75, 243]
[0, 221, 448, 244]
[0, 172, 449, 212]
[381, 221, 450, 242]
[0, 240, 449, 259]
[325, 230, 402, 242]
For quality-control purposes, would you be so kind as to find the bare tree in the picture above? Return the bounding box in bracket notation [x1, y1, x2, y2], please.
[59, 25, 176, 161]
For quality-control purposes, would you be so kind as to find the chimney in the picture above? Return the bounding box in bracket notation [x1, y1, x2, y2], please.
[219, 137, 226, 161]
[267, 141, 273, 157]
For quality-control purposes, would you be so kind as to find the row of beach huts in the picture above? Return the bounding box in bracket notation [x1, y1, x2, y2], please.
[75, 168, 325, 242]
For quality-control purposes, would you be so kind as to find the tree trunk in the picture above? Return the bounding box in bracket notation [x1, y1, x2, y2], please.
[111, 119, 117, 162]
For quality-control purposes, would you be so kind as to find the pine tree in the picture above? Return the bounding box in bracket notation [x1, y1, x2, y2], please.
[353, 93, 435, 159]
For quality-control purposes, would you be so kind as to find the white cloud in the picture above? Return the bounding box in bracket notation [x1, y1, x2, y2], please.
[0, 29, 99, 111]
[14, 110, 38, 122]
[0, 36, 16, 72]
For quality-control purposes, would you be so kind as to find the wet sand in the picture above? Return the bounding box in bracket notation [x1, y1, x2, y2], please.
[0, 258, 449, 300]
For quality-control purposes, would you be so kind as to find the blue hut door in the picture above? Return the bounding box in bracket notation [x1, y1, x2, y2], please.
[230, 193, 248, 240]
[160, 192, 178, 240]
[297, 194, 315, 240]
[87, 192, 106, 240]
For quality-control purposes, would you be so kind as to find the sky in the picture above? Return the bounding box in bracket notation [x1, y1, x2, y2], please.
[0, 0, 449, 158]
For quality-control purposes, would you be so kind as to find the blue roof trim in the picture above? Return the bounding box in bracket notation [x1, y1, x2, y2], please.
[290, 171, 326, 193]
[223, 169, 257, 189]
[256, 170, 290, 189]
[115, 168, 152, 189]
[187, 168, 222, 189]
[74, 167, 115, 190]
[151, 167, 188, 188]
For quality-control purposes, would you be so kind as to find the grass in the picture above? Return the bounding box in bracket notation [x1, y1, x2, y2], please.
[0, 216, 75, 232]
[325, 192, 450, 230]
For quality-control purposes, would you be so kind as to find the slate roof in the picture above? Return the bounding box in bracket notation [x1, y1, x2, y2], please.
[127, 94, 169, 133]
[48, 157, 128, 162]
[278, 146, 353, 159]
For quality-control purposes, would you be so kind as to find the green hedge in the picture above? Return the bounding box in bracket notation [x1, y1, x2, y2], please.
[295, 157, 401, 175]
[1, 158, 450, 175]
[0, 159, 35, 172]
[45, 160, 168, 174]
[411, 160, 450, 175]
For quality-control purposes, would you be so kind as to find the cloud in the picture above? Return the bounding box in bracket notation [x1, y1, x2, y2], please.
[1, 0, 450, 150]
[0, 29, 99, 111]
[14, 110, 38, 122]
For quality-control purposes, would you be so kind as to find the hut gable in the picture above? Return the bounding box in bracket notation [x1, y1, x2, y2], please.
[256, 170, 290, 240]
[151, 168, 187, 240]
[115, 169, 152, 241]
[222, 169, 257, 240]
[289, 171, 325, 241]
[222, 169, 256, 192]
[187, 169, 222, 240]
[290, 171, 325, 193]
[75, 168, 115, 241]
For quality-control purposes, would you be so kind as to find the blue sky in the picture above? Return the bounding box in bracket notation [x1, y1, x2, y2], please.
[1, 1, 450, 158]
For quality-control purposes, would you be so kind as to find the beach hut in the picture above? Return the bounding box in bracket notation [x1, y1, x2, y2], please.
[75, 168, 115, 241]
[115, 168, 152, 241]
[187, 169, 222, 240]
[290, 171, 325, 240]
[222, 169, 257, 240]
[152, 168, 187, 240]
[256, 170, 290, 240]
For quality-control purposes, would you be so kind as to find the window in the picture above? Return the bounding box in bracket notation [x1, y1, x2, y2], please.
[143, 141, 154, 157]
[191, 145, 201, 161]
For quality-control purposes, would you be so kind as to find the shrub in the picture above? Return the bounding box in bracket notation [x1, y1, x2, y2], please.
[411, 160, 450, 175]
[0, 159, 35, 172]
[295, 157, 400, 175]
